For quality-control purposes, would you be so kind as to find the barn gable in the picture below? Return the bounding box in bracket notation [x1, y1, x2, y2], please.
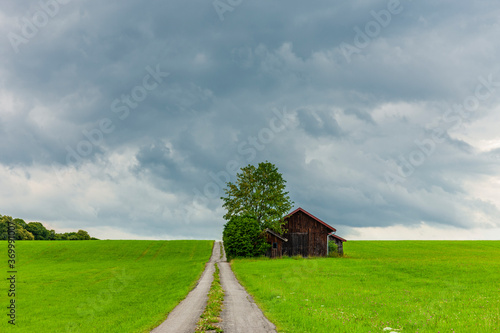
[285, 207, 336, 233]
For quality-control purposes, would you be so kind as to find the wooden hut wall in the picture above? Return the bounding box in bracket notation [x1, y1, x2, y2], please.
[283, 210, 330, 257]
[334, 238, 344, 255]
[265, 233, 283, 258]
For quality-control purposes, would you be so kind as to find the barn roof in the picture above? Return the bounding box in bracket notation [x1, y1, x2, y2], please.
[285, 207, 336, 232]
[265, 228, 288, 242]
[328, 233, 347, 242]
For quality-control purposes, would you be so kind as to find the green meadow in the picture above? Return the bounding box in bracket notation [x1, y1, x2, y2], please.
[231, 241, 500, 333]
[0, 240, 213, 333]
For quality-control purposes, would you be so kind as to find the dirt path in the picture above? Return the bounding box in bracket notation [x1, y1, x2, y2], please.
[151, 241, 276, 333]
[219, 243, 277, 333]
[150, 241, 220, 333]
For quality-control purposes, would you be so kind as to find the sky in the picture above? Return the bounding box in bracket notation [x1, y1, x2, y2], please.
[1, 0, 500, 240]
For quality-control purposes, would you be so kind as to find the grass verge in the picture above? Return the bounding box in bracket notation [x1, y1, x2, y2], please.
[231, 241, 500, 332]
[196, 262, 224, 332]
[0, 240, 213, 333]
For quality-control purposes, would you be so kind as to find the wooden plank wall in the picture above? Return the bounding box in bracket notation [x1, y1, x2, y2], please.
[283, 211, 329, 257]
[283, 233, 308, 256]
[334, 238, 344, 255]
[265, 233, 283, 258]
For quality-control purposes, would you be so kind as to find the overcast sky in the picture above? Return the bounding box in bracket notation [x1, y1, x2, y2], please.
[1, 0, 500, 240]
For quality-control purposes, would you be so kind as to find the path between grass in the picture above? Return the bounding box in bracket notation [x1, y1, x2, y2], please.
[151, 242, 276, 333]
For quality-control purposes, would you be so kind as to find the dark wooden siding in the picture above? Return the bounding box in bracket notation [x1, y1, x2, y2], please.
[265, 233, 284, 258]
[334, 238, 344, 255]
[284, 233, 308, 256]
[282, 210, 330, 257]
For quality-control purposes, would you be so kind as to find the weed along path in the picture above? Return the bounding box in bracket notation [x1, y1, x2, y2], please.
[219, 243, 277, 333]
[151, 241, 220, 333]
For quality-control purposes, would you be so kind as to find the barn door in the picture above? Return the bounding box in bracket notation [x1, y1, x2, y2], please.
[288, 233, 308, 257]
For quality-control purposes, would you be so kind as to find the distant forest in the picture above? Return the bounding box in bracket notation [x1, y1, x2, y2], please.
[0, 213, 98, 240]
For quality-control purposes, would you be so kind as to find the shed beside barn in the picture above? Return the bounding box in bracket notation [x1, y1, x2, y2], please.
[265, 228, 288, 258]
[328, 233, 347, 255]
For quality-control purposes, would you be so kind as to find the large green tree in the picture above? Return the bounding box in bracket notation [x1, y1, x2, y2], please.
[221, 161, 293, 232]
[26, 222, 50, 240]
[76, 230, 91, 240]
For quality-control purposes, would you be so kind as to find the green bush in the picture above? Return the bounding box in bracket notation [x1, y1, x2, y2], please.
[222, 215, 268, 259]
[328, 241, 339, 257]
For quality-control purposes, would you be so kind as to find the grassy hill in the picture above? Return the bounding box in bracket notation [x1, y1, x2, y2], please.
[0, 240, 213, 332]
[231, 241, 500, 333]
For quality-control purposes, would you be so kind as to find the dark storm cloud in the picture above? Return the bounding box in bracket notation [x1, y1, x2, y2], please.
[1, 0, 500, 239]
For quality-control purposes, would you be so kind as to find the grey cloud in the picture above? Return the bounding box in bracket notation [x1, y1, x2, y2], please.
[297, 109, 343, 137]
[344, 108, 376, 125]
[1, 0, 500, 239]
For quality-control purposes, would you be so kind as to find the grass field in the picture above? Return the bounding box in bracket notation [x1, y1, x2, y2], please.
[0, 240, 213, 333]
[231, 241, 500, 333]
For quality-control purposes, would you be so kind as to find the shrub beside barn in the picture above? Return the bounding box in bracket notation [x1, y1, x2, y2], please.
[328, 233, 347, 255]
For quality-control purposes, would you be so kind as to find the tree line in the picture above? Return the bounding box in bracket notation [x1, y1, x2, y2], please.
[0, 213, 98, 240]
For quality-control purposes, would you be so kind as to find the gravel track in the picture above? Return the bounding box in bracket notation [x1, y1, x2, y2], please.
[151, 241, 276, 333]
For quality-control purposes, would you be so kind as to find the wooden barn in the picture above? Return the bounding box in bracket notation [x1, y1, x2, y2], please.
[265, 207, 346, 258]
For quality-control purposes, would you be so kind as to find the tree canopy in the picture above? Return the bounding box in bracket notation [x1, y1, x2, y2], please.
[26, 222, 50, 240]
[221, 161, 293, 232]
[0, 215, 34, 240]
